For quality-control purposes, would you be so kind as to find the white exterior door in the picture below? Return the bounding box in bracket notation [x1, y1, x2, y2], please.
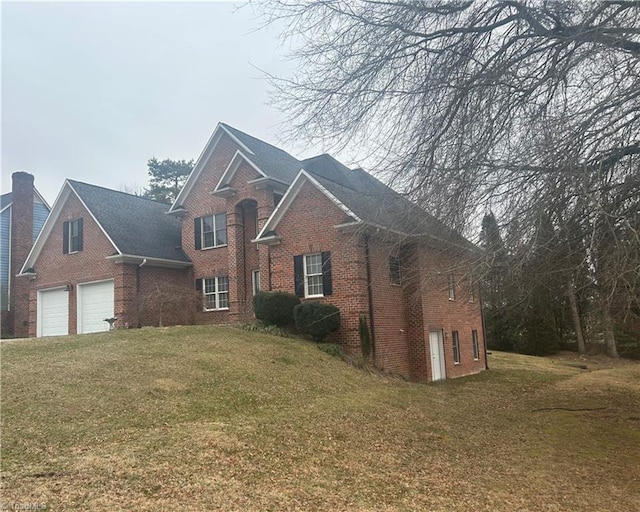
[429, 331, 446, 381]
[37, 288, 69, 337]
[77, 279, 114, 334]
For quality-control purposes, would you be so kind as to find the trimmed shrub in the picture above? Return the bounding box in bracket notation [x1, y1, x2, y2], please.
[294, 302, 340, 342]
[253, 291, 300, 327]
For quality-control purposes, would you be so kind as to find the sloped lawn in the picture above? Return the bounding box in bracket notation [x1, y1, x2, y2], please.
[2, 326, 639, 511]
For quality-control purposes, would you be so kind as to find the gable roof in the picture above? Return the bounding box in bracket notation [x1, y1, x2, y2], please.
[219, 124, 302, 185]
[169, 123, 302, 212]
[21, 180, 190, 273]
[68, 181, 190, 262]
[258, 153, 476, 250]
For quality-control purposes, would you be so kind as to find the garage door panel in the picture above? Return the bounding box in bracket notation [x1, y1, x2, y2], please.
[38, 288, 69, 337]
[78, 280, 114, 334]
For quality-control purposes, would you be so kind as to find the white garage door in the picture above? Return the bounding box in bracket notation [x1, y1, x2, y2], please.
[78, 280, 114, 334]
[38, 288, 69, 337]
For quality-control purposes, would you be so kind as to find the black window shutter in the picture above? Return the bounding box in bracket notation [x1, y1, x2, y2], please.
[293, 255, 304, 297]
[321, 251, 332, 296]
[62, 221, 69, 254]
[77, 218, 83, 251]
[194, 217, 202, 250]
[195, 279, 202, 291]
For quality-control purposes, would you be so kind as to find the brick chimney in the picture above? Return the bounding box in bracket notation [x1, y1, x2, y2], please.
[10, 171, 35, 337]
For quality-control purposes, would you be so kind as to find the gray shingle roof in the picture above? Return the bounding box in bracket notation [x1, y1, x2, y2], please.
[221, 123, 301, 184]
[300, 154, 475, 250]
[68, 180, 190, 262]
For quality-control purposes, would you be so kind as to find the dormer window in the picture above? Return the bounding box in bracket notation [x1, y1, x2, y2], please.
[63, 218, 83, 254]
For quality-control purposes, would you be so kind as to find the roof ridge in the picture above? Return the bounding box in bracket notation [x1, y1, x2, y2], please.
[221, 123, 301, 160]
[67, 179, 169, 206]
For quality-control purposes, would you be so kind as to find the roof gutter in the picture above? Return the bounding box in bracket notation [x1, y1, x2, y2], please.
[105, 254, 192, 269]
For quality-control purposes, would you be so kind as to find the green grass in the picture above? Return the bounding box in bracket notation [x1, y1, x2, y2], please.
[2, 326, 639, 511]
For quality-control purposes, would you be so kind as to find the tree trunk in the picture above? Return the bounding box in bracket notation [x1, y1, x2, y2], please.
[601, 303, 619, 359]
[567, 277, 586, 355]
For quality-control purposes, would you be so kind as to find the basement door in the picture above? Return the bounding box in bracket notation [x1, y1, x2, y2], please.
[37, 287, 69, 337]
[429, 331, 446, 381]
[77, 279, 114, 334]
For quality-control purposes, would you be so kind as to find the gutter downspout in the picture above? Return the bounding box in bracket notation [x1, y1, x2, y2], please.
[364, 234, 376, 358]
[135, 258, 147, 328]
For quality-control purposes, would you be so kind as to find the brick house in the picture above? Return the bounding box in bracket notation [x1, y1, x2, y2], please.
[1, 172, 50, 338]
[20, 123, 486, 381]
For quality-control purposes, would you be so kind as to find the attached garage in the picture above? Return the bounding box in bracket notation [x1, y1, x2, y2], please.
[77, 279, 114, 334]
[37, 287, 69, 337]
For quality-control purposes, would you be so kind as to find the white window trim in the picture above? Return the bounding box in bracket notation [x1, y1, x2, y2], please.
[201, 213, 227, 250]
[303, 253, 324, 298]
[452, 331, 461, 365]
[468, 275, 475, 303]
[202, 276, 229, 311]
[252, 270, 260, 296]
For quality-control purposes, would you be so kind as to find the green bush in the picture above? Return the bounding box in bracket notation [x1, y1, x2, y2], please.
[317, 343, 344, 358]
[253, 291, 300, 327]
[294, 302, 340, 342]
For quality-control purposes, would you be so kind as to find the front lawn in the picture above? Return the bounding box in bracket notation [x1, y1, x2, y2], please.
[2, 326, 639, 511]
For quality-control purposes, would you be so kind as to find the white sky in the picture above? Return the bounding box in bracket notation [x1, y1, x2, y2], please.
[1, 1, 312, 205]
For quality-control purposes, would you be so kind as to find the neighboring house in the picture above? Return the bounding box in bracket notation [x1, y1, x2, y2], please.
[20, 123, 486, 382]
[1, 172, 50, 338]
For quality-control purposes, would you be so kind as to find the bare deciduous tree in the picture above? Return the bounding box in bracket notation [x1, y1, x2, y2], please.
[262, 0, 640, 356]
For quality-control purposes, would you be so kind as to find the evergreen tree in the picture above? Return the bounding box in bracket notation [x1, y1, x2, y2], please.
[144, 158, 194, 204]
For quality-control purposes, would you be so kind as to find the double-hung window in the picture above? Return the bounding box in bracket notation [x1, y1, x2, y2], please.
[304, 253, 324, 297]
[452, 330, 460, 364]
[202, 276, 229, 311]
[294, 252, 332, 298]
[195, 213, 227, 249]
[472, 329, 479, 360]
[63, 218, 83, 254]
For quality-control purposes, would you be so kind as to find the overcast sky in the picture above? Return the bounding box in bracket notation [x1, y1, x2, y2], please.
[2, 1, 308, 205]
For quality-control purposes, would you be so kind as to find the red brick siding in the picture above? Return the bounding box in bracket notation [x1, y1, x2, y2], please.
[136, 266, 191, 327]
[268, 180, 369, 351]
[367, 238, 411, 376]
[29, 192, 120, 336]
[10, 172, 35, 337]
[418, 243, 486, 380]
[181, 134, 276, 324]
[28, 192, 189, 335]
